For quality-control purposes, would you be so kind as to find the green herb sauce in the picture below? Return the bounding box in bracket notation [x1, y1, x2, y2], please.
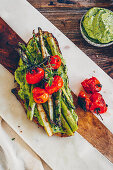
[82, 7, 113, 43]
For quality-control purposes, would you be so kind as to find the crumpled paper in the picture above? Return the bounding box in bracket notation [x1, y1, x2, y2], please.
[0, 117, 51, 170]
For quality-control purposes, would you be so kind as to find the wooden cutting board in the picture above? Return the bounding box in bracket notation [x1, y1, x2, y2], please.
[0, 17, 113, 163]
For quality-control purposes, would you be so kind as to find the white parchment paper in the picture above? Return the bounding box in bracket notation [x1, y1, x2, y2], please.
[0, 117, 46, 170]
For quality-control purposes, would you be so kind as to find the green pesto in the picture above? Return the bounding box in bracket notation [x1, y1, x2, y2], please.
[82, 7, 113, 43]
[15, 58, 43, 124]
[34, 107, 44, 126]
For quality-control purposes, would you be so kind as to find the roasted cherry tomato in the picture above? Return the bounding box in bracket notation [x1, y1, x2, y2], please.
[48, 55, 61, 69]
[81, 77, 102, 94]
[89, 93, 108, 114]
[26, 68, 44, 84]
[45, 75, 63, 94]
[78, 91, 91, 111]
[32, 87, 49, 104]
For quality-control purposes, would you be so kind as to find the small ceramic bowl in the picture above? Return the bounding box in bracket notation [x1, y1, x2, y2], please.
[80, 15, 113, 47]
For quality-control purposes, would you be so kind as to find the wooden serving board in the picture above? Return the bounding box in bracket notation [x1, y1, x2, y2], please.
[0, 17, 113, 164]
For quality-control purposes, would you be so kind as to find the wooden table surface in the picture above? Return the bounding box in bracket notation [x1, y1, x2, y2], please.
[28, 0, 113, 78]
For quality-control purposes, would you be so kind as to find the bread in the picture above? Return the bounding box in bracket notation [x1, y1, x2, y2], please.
[12, 30, 78, 137]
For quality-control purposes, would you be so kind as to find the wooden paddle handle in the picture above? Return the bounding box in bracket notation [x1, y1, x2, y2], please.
[72, 92, 113, 163]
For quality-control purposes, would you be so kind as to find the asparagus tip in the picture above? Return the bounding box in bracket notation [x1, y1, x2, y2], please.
[33, 29, 35, 35]
[38, 27, 42, 32]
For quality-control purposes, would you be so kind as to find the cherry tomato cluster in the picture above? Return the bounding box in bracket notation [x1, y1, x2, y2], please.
[26, 55, 63, 104]
[78, 77, 108, 115]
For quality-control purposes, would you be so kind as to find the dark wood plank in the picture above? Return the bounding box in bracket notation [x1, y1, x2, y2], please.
[27, 0, 113, 9]
[0, 17, 113, 163]
[0, 18, 24, 74]
[27, 0, 113, 78]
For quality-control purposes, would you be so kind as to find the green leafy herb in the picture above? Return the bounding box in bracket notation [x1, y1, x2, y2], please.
[44, 60, 54, 86]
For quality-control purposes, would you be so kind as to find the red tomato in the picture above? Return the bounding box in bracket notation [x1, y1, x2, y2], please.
[32, 87, 49, 104]
[48, 55, 61, 69]
[81, 77, 102, 94]
[26, 68, 44, 84]
[45, 75, 63, 94]
[78, 91, 91, 111]
[89, 93, 108, 114]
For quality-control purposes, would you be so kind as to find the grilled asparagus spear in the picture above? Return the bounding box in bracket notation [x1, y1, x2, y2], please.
[61, 100, 78, 132]
[38, 28, 54, 123]
[53, 89, 62, 126]
[37, 104, 53, 136]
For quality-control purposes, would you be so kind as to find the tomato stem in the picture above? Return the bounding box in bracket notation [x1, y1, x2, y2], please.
[95, 108, 103, 121]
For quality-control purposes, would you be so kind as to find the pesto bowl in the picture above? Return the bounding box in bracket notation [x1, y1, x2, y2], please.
[80, 14, 113, 47]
